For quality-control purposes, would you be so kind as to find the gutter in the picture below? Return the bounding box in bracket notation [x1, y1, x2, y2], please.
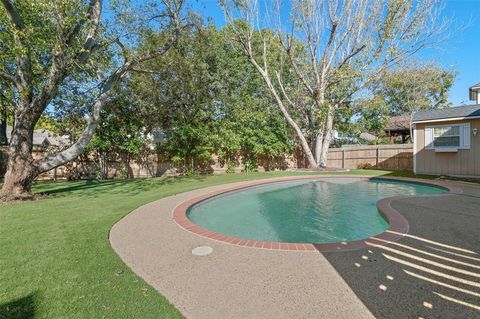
[412, 115, 480, 124]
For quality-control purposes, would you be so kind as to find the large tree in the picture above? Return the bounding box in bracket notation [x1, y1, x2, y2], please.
[131, 25, 293, 173]
[373, 65, 454, 115]
[0, 0, 187, 199]
[223, 0, 448, 168]
[86, 84, 151, 179]
[356, 64, 455, 137]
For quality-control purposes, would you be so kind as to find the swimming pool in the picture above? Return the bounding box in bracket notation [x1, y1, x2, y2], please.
[186, 178, 446, 244]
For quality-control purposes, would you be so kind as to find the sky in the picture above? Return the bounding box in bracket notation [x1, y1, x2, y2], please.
[190, 0, 480, 106]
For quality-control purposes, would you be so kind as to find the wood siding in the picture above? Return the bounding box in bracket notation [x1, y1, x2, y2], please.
[415, 119, 480, 176]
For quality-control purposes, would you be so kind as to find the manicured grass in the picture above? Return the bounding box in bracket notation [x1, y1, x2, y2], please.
[0, 169, 425, 318]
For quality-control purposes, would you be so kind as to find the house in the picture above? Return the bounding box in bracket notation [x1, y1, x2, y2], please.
[359, 132, 377, 142]
[332, 130, 377, 145]
[5, 126, 69, 149]
[384, 114, 411, 143]
[332, 130, 356, 143]
[412, 84, 480, 176]
[469, 82, 480, 103]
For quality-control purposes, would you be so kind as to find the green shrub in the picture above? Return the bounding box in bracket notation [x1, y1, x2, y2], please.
[243, 159, 257, 173]
[226, 161, 236, 174]
[357, 162, 374, 169]
[118, 167, 128, 179]
[185, 166, 196, 176]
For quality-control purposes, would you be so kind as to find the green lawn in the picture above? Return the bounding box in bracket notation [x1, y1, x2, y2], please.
[0, 169, 426, 318]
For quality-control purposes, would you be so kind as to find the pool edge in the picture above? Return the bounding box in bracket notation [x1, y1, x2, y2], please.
[172, 175, 462, 253]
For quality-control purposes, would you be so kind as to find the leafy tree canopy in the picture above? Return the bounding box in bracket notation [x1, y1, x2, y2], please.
[129, 24, 294, 171]
[355, 65, 455, 136]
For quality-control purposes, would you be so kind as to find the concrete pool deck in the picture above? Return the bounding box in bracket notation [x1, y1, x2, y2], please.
[109, 175, 480, 319]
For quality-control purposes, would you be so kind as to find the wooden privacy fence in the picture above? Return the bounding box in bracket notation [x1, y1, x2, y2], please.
[327, 144, 413, 170]
[0, 144, 413, 180]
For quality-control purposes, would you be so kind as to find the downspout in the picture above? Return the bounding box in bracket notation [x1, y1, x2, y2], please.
[413, 123, 417, 175]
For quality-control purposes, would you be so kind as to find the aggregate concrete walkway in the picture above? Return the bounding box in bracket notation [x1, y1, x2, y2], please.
[110, 177, 376, 319]
[323, 180, 480, 319]
[110, 176, 480, 319]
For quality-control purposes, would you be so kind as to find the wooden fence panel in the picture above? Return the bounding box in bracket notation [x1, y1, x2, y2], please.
[327, 144, 413, 170]
[0, 143, 413, 181]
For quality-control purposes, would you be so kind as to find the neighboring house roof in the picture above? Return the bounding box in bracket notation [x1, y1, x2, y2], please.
[6, 126, 69, 147]
[385, 114, 411, 131]
[332, 130, 355, 140]
[469, 83, 480, 101]
[469, 83, 480, 90]
[412, 104, 480, 123]
[359, 132, 376, 142]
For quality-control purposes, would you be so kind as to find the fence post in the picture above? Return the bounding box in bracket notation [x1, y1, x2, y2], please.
[396, 149, 399, 170]
[342, 149, 345, 169]
[375, 147, 379, 168]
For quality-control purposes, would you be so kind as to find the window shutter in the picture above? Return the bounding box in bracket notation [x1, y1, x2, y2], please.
[425, 127, 434, 149]
[462, 123, 471, 149]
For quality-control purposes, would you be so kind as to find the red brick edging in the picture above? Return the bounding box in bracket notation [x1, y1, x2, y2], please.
[172, 175, 462, 252]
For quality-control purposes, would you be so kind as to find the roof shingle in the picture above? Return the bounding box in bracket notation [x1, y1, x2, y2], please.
[412, 104, 480, 123]
[469, 83, 480, 90]
[6, 126, 69, 147]
[385, 114, 411, 131]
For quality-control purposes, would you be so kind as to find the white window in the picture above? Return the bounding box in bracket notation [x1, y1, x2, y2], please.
[425, 123, 471, 151]
[433, 126, 460, 147]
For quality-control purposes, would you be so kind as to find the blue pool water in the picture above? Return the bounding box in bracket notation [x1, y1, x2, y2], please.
[187, 178, 446, 243]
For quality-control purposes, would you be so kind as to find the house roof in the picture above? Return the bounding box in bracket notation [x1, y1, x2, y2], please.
[385, 114, 411, 131]
[359, 132, 376, 142]
[412, 104, 480, 123]
[6, 126, 69, 147]
[469, 83, 480, 90]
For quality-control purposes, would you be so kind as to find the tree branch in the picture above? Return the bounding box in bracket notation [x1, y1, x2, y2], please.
[284, 45, 315, 97]
[131, 68, 161, 75]
[135, 21, 188, 64]
[0, 71, 15, 83]
[1, 0, 33, 95]
[275, 71, 304, 117]
[1, 0, 25, 30]
[36, 0, 186, 172]
[336, 44, 366, 70]
[37, 62, 131, 172]
[32, 0, 102, 116]
[76, 0, 102, 64]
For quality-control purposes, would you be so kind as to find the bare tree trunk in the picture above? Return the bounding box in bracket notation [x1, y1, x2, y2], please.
[313, 82, 328, 166]
[319, 105, 335, 167]
[247, 59, 317, 168]
[224, 0, 445, 171]
[122, 152, 134, 178]
[314, 131, 323, 164]
[0, 108, 7, 145]
[0, 0, 185, 201]
[97, 151, 108, 179]
[0, 121, 38, 199]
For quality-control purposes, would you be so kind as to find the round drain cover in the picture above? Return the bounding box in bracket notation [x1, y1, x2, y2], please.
[192, 246, 213, 256]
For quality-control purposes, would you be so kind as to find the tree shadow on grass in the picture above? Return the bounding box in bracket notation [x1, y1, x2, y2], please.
[39, 175, 209, 198]
[0, 293, 36, 319]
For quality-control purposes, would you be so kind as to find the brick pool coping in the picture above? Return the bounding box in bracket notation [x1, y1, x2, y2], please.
[172, 175, 463, 252]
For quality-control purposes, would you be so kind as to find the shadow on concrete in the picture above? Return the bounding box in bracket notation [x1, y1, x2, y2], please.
[323, 193, 480, 319]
